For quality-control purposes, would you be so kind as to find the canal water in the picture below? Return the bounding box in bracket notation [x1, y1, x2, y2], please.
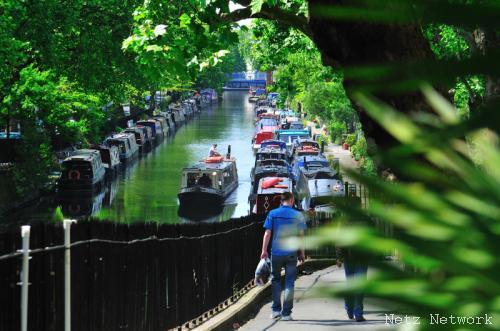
[8, 91, 256, 224]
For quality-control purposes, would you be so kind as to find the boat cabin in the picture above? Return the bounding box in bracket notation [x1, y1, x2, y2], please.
[252, 130, 275, 150]
[251, 159, 291, 194]
[292, 139, 322, 158]
[292, 155, 331, 179]
[104, 133, 139, 162]
[89, 145, 121, 172]
[152, 116, 169, 137]
[296, 175, 344, 213]
[135, 125, 153, 149]
[124, 127, 147, 152]
[178, 156, 238, 210]
[275, 129, 311, 148]
[255, 146, 289, 164]
[253, 177, 293, 214]
[136, 120, 158, 142]
[58, 150, 106, 190]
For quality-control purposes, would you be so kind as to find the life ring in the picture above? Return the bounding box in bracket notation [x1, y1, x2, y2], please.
[68, 170, 80, 180]
[205, 156, 223, 163]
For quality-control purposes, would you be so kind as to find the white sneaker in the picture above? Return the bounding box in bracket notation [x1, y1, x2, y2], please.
[271, 312, 281, 319]
[281, 315, 293, 321]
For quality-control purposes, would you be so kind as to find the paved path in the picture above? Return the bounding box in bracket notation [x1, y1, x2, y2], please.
[240, 265, 393, 330]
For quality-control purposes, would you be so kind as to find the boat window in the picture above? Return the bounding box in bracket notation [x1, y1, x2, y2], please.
[62, 161, 93, 179]
[305, 161, 328, 169]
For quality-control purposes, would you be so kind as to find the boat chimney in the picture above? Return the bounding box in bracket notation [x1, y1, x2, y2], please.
[321, 140, 325, 154]
[303, 156, 307, 169]
[227, 145, 232, 159]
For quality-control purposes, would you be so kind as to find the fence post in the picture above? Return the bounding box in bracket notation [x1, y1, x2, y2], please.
[64, 220, 75, 331]
[20, 225, 30, 331]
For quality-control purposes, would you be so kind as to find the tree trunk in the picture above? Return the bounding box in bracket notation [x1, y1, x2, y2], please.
[308, 0, 437, 150]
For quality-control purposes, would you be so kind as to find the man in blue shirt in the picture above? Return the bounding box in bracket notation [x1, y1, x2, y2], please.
[260, 192, 306, 321]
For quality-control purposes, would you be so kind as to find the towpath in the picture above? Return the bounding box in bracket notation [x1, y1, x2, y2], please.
[240, 265, 393, 330]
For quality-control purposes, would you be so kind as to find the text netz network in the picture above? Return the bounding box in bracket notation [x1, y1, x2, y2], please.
[385, 314, 493, 325]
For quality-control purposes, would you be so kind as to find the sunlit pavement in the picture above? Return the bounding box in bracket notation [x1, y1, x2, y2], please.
[240, 265, 394, 330]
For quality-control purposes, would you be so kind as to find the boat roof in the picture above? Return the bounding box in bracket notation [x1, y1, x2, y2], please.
[260, 140, 286, 150]
[308, 179, 344, 197]
[108, 133, 133, 140]
[296, 155, 329, 163]
[257, 177, 292, 194]
[256, 147, 288, 155]
[275, 129, 310, 136]
[182, 159, 235, 172]
[63, 152, 99, 163]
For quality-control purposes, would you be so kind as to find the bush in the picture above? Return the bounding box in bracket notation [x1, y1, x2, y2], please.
[345, 133, 356, 146]
[329, 121, 347, 144]
[351, 135, 368, 161]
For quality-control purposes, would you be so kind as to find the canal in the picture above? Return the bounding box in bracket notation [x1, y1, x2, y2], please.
[9, 91, 256, 224]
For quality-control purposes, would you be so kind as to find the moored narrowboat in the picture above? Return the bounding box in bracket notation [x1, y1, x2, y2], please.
[135, 125, 153, 151]
[89, 145, 121, 174]
[104, 133, 139, 163]
[58, 150, 106, 191]
[124, 127, 147, 154]
[252, 177, 293, 214]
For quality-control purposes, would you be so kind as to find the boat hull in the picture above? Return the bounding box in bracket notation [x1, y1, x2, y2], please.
[178, 187, 224, 209]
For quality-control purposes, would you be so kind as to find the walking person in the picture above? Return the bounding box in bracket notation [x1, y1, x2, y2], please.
[336, 246, 368, 322]
[260, 192, 306, 321]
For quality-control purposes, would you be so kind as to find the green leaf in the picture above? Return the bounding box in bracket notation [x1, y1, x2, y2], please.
[250, 0, 265, 15]
[179, 13, 191, 29]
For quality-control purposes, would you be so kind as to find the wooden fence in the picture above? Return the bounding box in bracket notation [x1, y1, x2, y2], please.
[0, 215, 266, 331]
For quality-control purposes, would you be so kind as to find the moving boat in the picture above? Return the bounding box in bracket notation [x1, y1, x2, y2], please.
[58, 150, 106, 190]
[178, 151, 238, 213]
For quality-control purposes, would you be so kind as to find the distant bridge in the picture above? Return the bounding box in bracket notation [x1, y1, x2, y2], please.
[223, 71, 268, 90]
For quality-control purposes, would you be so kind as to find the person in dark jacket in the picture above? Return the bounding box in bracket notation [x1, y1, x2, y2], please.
[336, 246, 368, 322]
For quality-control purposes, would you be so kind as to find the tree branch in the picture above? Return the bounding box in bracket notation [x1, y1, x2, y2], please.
[221, 5, 312, 38]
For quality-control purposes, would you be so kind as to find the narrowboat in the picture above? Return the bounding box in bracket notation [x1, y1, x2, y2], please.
[275, 129, 311, 149]
[249, 88, 266, 103]
[58, 150, 106, 190]
[89, 145, 121, 174]
[292, 139, 324, 158]
[292, 155, 331, 180]
[178, 154, 238, 212]
[252, 177, 293, 214]
[124, 127, 147, 153]
[152, 116, 169, 137]
[249, 158, 292, 209]
[200, 88, 218, 104]
[295, 171, 344, 213]
[135, 125, 154, 151]
[137, 120, 163, 143]
[255, 141, 290, 163]
[104, 133, 139, 163]
[170, 107, 185, 125]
